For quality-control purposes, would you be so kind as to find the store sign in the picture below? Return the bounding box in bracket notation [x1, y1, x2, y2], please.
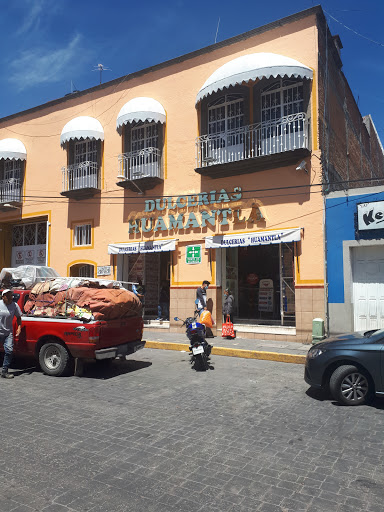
[108, 239, 177, 254]
[128, 187, 243, 234]
[205, 228, 301, 249]
[357, 201, 384, 230]
[186, 245, 202, 264]
[97, 265, 112, 276]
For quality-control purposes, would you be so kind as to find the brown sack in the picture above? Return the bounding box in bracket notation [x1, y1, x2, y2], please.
[60, 287, 142, 320]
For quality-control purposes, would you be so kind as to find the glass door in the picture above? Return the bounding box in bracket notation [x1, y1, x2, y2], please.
[208, 94, 244, 164]
[224, 248, 238, 316]
[261, 80, 304, 155]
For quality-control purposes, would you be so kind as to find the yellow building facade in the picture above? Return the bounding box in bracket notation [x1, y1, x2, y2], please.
[1, 7, 373, 342]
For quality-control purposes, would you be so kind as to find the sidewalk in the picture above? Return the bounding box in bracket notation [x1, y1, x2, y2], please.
[143, 328, 310, 364]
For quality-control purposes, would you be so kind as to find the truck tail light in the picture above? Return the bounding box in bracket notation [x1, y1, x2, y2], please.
[88, 325, 100, 343]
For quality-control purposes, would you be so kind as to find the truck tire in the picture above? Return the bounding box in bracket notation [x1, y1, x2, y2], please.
[39, 342, 73, 377]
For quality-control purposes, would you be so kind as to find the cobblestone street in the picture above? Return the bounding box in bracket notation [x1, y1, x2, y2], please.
[1, 349, 383, 512]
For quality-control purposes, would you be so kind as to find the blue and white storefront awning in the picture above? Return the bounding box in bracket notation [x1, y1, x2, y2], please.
[205, 228, 301, 249]
[108, 239, 177, 254]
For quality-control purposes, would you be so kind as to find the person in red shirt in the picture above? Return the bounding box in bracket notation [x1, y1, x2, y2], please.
[0, 289, 22, 379]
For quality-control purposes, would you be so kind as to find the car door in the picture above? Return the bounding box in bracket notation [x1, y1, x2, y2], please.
[380, 340, 384, 392]
[364, 335, 384, 392]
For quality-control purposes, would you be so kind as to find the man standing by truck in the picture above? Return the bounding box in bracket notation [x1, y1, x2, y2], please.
[0, 289, 22, 379]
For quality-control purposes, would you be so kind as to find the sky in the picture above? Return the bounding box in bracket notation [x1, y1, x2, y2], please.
[1, 0, 384, 139]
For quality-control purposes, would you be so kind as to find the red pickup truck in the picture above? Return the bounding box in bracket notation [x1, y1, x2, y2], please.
[1, 289, 145, 376]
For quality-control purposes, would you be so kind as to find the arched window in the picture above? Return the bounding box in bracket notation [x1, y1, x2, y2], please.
[69, 263, 94, 278]
[116, 98, 165, 190]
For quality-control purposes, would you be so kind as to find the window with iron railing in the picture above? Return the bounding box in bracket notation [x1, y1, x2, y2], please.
[119, 122, 163, 181]
[196, 80, 309, 168]
[62, 138, 101, 192]
[74, 224, 92, 247]
[12, 222, 46, 247]
[0, 159, 23, 203]
[78, 264, 94, 277]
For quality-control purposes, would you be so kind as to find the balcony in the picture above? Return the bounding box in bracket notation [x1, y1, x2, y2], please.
[195, 112, 310, 178]
[61, 161, 100, 199]
[117, 147, 163, 193]
[0, 178, 22, 208]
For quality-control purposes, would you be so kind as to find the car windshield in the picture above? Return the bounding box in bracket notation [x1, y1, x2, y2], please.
[363, 329, 384, 338]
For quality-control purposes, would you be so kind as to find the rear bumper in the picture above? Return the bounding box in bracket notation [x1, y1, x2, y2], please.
[95, 340, 145, 360]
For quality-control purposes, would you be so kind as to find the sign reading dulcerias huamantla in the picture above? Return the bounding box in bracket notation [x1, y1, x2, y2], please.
[128, 187, 243, 234]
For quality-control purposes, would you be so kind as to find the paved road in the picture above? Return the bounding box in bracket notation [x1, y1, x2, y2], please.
[1, 350, 383, 512]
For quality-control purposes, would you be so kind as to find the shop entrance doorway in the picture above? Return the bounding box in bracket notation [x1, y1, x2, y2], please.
[223, 243, 295, 326]
[116, 252, 171, 319]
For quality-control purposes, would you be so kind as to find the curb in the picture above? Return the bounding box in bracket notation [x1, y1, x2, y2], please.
[144, 340, 306, 365]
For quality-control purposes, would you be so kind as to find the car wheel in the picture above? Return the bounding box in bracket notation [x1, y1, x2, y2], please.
[39, 342, 73, 377]
[329, 365, 372, 406]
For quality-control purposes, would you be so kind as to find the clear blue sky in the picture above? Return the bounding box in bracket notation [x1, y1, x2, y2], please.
[1, 0, 384, 139]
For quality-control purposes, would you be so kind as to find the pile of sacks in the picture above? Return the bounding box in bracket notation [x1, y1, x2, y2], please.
[24, 280, 142, 321]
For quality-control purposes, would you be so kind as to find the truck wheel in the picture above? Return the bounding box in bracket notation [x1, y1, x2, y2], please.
[39, 342, 72, 377]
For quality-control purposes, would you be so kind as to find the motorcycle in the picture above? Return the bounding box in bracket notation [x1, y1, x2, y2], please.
[174, 314, 212, 371]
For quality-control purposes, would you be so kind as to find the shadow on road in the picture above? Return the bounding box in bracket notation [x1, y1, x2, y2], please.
[306, 386, 384, 409]
[80, 359, 152, 380]
[6, 356, 152, 380]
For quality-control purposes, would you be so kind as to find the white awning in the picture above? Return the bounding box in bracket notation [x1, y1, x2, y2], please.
[205, 228, 301, 249]
[196, 53, 313, 104]
[60, 116, 104, 145]
[0, 138, 27, 160]
[108, 239, 177, 254]
[116, 97, 166, 129]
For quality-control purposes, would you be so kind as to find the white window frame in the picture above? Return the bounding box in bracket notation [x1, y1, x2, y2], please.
[75, 139, 98, 164]
[208, 93, 244, 136]
[74, 224, 92, 247]
[131, 122, 159, 152]
[261, 79, 304, 122]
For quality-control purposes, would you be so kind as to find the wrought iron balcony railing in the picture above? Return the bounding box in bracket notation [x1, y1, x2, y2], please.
[196, 112, 309, 168]
[61, 161, 100, 192]
[0, 178, 22, 204]
[118, 147, 162, 181]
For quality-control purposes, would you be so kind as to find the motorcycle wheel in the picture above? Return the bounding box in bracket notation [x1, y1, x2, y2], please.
[195, 353, 208, 371]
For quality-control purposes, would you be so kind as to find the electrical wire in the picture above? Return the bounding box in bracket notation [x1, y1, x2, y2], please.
[9, 176, 384, 205]
[324, 10, 384, 48]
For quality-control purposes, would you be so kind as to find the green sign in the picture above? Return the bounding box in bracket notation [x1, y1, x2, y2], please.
[186, 245, 202, 264]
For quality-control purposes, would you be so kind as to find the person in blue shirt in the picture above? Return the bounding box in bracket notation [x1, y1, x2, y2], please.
[195, 280, 210, 314]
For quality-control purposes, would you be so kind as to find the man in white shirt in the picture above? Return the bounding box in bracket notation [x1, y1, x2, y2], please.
[0, 289, 22, 379]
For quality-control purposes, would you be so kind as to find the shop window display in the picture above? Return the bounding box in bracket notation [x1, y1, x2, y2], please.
[225, 243, 295, 326]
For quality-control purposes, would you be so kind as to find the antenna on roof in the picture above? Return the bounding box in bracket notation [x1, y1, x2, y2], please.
[214, 17, 220, 43]
[65, 80, 80, 96]
[71, 80, 79, 93]
[92, 63, 111, 85]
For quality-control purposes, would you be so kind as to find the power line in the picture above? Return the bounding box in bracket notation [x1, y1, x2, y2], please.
[9, 177, 384, 207]
[324, 10, 384, 47]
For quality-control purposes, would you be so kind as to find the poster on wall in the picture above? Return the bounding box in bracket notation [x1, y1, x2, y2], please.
[11, 244, 46, 267]
[258, 279, 274, 312]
